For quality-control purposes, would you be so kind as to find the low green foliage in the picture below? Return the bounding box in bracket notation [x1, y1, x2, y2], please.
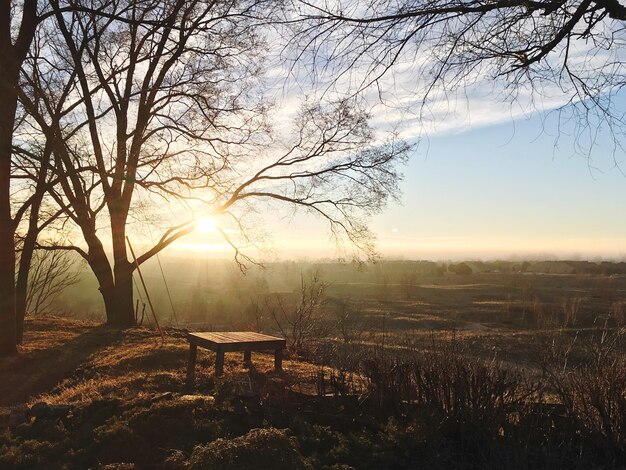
[0, 439, 55, 470]
[188, 428, 308, 470]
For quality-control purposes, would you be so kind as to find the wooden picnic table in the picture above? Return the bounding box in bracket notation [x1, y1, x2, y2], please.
[186, 331, 287, 383]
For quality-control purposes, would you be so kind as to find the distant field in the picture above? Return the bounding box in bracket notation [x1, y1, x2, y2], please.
[4, 262, 625, 469]
[52, 260, 626, 359]
[325, 270, 626, 330]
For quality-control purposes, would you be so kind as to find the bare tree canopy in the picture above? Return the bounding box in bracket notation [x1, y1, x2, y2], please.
[13, 0, 409, 327]
[22, 249, 80, 317]
[292, 0, 626, 149]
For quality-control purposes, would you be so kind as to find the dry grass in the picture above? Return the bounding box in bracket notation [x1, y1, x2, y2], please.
[0, 317, 106, 406]
[1, 317, 336, 409]
[2, 271, 625, 468]
[1, 314, 625, 469]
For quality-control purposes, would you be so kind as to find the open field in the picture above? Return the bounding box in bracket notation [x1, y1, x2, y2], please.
[1, 262, 625, 469]
[316, 268, 626, 368]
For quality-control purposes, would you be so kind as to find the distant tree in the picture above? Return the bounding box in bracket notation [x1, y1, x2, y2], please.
[401, 270, 418, 299]
[21, 0, 409, 327]
[436, 263, 446, 276]
[450, 262, 472, 275]
[293, 0, 626, 150]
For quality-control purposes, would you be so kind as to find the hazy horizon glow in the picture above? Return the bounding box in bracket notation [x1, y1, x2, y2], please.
[167, 88, 626, 262]
[104, 65, 626, 264]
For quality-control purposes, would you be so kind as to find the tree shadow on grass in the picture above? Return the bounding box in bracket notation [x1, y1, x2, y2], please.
[0, 320, 127, 407]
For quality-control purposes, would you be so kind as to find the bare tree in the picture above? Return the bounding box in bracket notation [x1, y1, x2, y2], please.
[20, 0, 409, 326]
[0, 0, 39, 355]
[12, 139, 63, 343]
[0, 0, 157, 354]
[291, 0, 626, 151]
[269, 270, 329, 355]
[22, 248, 80, 316]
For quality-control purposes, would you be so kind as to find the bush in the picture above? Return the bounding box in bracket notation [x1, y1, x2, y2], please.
[0, 440, 56, 470]
[558, 357, 626, 450]
[187, 427, 309, 470]
[449, 263, 472, 275]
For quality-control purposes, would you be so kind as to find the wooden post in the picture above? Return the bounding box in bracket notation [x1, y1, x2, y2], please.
[186, 343, 197, 388]
[215, 350, 225, 376]
[243, 350, 252, 367]
[126, 236, 164, 341]
[274, 348, 283, 372]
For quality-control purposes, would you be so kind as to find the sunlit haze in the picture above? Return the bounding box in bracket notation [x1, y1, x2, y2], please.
[196, 218, 217, 234]
[173, 89, 626, 261]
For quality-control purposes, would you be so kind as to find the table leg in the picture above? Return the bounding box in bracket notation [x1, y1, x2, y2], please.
[243, 350, 252, 367]
[215, 350, 225, 377]
[274, 348, 283, 372]
[186, 343, 197, 388]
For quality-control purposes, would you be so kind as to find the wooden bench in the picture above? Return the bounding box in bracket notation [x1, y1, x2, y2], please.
[186, 332, 287, 383]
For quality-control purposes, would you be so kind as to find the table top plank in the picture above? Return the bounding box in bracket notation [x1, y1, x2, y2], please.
[189, 331, 284, 343]
[187, 332, 286, 352]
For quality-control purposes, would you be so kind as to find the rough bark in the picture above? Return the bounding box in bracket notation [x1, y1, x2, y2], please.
[108, 200, 136, 326]
[15, 224, 36, 344]
[80, 217, 136, 326]
[0, 66, 20, 356]
[82, 231, 116, 321]
[111, 260, 136, 326]
[15, 151, 49, 343]
[0, 0, 39, 355]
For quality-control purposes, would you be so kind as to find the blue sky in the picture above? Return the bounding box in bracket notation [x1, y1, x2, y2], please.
[177, 92, 626, 261]
[239, 89, 626, 261]
[370, 97, 626, 260]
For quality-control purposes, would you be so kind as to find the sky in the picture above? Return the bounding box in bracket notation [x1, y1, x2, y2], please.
[33, 6, 621, 264]
[176, 92, 626, 262]
[370, 106, 626, 260]
[164, 20, 626, 263]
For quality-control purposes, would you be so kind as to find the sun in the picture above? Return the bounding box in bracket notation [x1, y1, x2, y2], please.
[196, 217, 216, 233]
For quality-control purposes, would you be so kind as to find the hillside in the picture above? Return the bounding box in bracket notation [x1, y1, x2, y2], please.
[0, 318, 322, 469]
[0, 316, 624, 469]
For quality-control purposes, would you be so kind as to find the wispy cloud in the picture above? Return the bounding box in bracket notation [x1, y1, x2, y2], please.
[268, 26, 620, 143]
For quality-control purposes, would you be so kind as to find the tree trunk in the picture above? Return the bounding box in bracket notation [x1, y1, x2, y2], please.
[0, 70, 19, 356]
[83, 232, 118, 324]
[111, 260, 136, 326]
[79, 245, 137, 327]
[15, 240, 33, 344]
[15, 167, 46, 343]
[0, 214, 16, 355]
[0, 0, 39, 354]
[107, 205, 136, 326]
[92, 260, 135, 327]
[78, 214, 137, 327]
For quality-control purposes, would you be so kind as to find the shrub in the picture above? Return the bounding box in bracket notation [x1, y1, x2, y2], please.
[359, 340, 530, 426]
[449, 263, 472, 275]
[268, 270, 330, 356]
[187, 427, 309, 470]
[0, 440, 56, 470]
[558, 356, 626, 450]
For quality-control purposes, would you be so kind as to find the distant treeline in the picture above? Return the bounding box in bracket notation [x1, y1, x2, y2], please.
[32, 255, 626, 323]
[445, 260, 626, 276]
[296, 259, 626, 277]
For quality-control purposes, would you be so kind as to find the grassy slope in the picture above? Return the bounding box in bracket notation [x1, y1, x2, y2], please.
[0, 317, 322, 408]
[1, 316, 624, 470]
[0, 318, 332, 469]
